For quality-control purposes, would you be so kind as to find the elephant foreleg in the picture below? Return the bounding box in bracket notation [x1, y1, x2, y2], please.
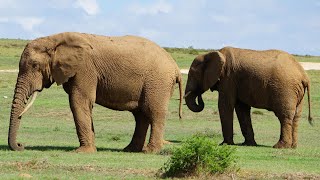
[123, 110, 149, 152]
[69, 91, 96, 153]
[235, 101, 257, 146]
[218, 97, 235, 145]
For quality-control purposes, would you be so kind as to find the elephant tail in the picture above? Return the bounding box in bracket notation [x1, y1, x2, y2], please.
[177, 73, 183, 119]
[305, 80, 313, 126]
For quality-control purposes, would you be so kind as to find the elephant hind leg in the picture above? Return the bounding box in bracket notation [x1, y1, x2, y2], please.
[141, 110, 167, 153]
[123, 110, 149, 152]
[235, 101, 257, 146]
[273, 111, 295, 149]
[292, 102, 303, 148]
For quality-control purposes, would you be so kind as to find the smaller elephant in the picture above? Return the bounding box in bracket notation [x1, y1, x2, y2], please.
[185, 47, 312, 148]
[8, 32, 182, 153]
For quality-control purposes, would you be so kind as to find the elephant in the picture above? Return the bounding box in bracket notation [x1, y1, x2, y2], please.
[8, 32, 183, 153]
[184, 47, 312, 148]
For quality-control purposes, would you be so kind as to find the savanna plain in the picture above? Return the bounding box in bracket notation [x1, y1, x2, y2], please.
[0, 39, 320, 179]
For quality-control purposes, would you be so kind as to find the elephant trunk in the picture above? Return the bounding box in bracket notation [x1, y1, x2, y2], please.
[185, 91, 204, 112]
[8, 77, 34, 151]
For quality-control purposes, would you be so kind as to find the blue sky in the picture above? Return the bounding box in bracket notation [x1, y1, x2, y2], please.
[0, 0, 320, 55]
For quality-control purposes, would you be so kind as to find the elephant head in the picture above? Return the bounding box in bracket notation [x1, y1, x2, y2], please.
[8, 32, 93, 151]
[185, 51, 226, 112]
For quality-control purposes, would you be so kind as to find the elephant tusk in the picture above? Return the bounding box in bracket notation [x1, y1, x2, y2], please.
[183, 91, 192, 99]
[19, 91, 38, 117]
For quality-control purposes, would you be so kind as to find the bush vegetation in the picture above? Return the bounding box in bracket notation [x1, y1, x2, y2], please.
[163, 46, 214, 55]
[160, 134, 237, 178]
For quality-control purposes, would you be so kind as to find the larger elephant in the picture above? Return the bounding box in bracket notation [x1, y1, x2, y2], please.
[8, 32, 182, 153]
[185, 47, 312, 148]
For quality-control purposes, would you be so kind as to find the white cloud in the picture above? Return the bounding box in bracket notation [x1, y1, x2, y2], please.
[74, 0, 100, 16]
[14, 17, 44, 31]
[130, 0, 172, 15]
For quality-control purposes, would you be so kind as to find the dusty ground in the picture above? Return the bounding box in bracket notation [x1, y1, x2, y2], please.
[0, 69, 19, 73]
[300, 62, 320, 70]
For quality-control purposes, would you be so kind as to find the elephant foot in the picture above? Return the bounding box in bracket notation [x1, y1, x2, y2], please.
[291, 143, 297, 149]
[75, 146, 97, 153]
[241, 140, 257, 146]
[219, 140, 235, 146]
[142, 144, 162, 153]
[273, 141, 292, 149]
[123, 144, 143, 152]
[163, 139, 171, 145]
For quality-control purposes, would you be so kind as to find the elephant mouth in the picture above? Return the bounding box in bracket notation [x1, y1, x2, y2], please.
[185, 87, 204, 97]
[210, 81, 220, 91]
[19, 91, 38, 117]
[19, 84, 47, 117]
[44, 81, 54, 89]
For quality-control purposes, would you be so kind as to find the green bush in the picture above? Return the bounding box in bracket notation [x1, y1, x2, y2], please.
[160, 135, 237, 177]
[163, 47, 212, 55]
[188, 48, 199, 55]
[252, 110, 264, 115]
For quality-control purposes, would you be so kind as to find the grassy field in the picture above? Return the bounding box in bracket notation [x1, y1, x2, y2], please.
[0, 39, 28, 70]
[1, 39, 320, 70]
[0, 39, 320, 179]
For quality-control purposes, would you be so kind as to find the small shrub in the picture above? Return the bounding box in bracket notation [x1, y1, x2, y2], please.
[195, 129, 222, 139]
[160, 135, 237, 178]
[187, 46, 199, 55]
[158, 147, 174, 156]
[53, 126, 60, 132]
[110, 135, 121, 141]
[252, 110, 264, 115]
[163, 46, 206, 55]
[188, 49, 199, 55]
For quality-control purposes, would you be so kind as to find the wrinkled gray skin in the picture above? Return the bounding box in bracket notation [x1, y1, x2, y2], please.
[185, 47, 312, 148]
[9, 32, 182, 153]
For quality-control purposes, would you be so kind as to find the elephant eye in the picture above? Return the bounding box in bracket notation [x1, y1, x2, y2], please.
[44, 51, 51, 57]
[31, 61, 40, 69]
[43, 47, 53, 57]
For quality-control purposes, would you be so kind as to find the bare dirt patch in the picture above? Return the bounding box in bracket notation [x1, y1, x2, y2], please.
[0, 69, 18, 73]
[300, 62, 320, 70]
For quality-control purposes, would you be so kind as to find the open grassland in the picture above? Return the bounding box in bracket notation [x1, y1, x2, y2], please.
[0, 39, 28, 70]
[1, 39, 320, 70]
[0, 39, 320, 179]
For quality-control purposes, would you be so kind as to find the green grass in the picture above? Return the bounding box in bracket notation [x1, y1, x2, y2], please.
[294, 55, 320, 63]
[0, 39, 28, 69]
[0, 39, 320, 179]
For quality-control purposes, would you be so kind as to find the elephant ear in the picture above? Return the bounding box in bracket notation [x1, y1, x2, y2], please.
[49, 32, 93, 85]
[203, 51, 226, 91]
